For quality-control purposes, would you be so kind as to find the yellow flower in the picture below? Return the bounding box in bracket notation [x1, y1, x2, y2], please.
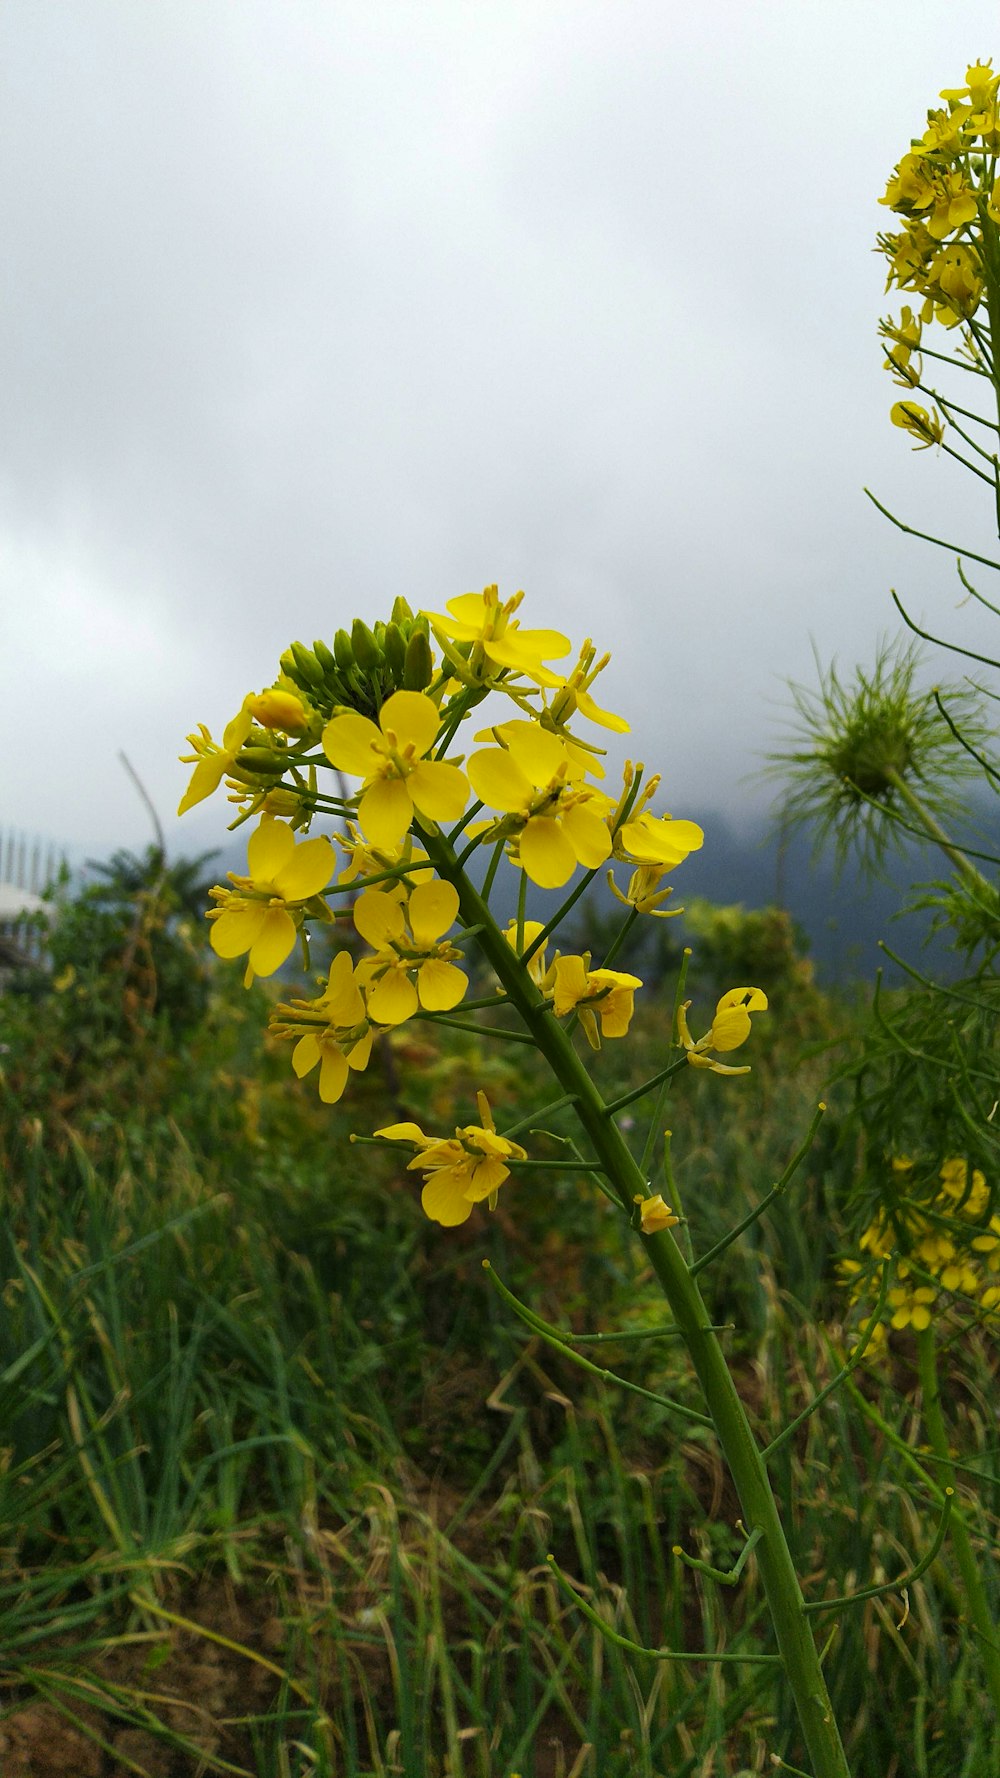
[335, 823, 429, 900]
[890, 401, 944, 449]
[636, 1193, 680, 1234]
[353, 880, 468, 1024]
[274, 951, 375, 1103]
[468, 721, 613, 889]
[376, 1090, 527, 1226]
[677, 987, 768, 1075]
[888, 1284, 936, 1332]
[322, 690, 468, 849]
[545, 639, 630, 734]
[880, 153, 935, 215]
[926, 170, 978, 240]
[207, 819, 334, 981]
[178, 704, 253, 815]
[246, 687, 310, 733]
[543, 953, 642, 1049]
[939, 1156, 989, 1219]
[608, 861, 677, 917]
[616, 809, 704, 870]
[504, 918, 550, 988]
[424, 584, 571, 689]
[932, 243, 983, 314]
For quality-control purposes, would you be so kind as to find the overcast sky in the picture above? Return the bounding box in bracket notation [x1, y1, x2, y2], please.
[3, 0, 998, 864]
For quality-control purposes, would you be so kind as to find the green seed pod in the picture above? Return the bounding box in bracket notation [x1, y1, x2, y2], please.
[383, 622, 407, 677]
[290, 641, 325, 688]
[352, 619, 382, 671]
[403, 629, 434, 691]
[333, 629, 355, 670]
[390, 595, 415, 626]
[313, 638, 337, 675]
[235, 745, 287, 774]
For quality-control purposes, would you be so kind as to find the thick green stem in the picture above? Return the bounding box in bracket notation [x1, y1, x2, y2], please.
[426, 827, 853, 1778]
[917, 1326, 1000, 1727]
[884, 767, 992, 897]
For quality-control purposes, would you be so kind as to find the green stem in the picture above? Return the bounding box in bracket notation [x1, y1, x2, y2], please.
[917, 1325, 1000, 1726]
[425, 827, 853, 1778]
[884, 766, 991, 895]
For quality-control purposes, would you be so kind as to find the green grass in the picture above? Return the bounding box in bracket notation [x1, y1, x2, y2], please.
[1, 958, 998, 1776]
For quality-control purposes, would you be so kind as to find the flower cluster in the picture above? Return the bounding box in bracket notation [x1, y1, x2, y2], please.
[841, 1155, 999, 1353]
[877, 60, 1000, 445]
[180, 585, 762, 1227]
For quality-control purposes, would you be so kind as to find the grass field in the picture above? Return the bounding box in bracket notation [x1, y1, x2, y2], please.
[1, 893, 998, 1778]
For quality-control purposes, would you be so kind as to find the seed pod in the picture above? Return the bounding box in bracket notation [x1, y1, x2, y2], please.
[403, 629, 434, 691]
[351, 619, 381, 671]
[383, 622, 407, 677]
[333, 629, 355, 670]
[235, 745, 287, 774]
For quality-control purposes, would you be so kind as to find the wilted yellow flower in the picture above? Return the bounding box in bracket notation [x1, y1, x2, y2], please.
[376, 1090, 527, 1226]
[353, 880, 467, 1025]
[544, 953, 642, 1049]
[322, 690, 468, 849]
[207, 819, 334, 982]
[636, 1193, 680, 1234]
[677, 987, 768, 1075]
[890, 400, 944, 449]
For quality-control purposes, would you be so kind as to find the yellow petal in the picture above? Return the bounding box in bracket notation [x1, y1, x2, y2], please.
[247, 818, 296, 882]
[273, 835, 334, 901]
[503, 720, 567, 784]
[354, 889, 406, 949]
[211, 905, 268, 959]
[519, 817, 576, 888]
[574, 689, 630, 733]
[292, 1035, 320, 1079]
[462, 1156, 510, 1201]
[562, 802, 612, 869]
[358, 777, 414, 848]
[322, 712, 385, 776]
[417, 958, 468, 1011]
[178, 753, 226, 817]
[421, 1168, 476, 1226]
[376, 1121, 430, 1143]
[248, 907, 298, 977]
[408, 759, 470, 824]
[408, 879, 459, 947]
[318, 1046, 350, 1103]
[378, 689, 441, 757]
[467, 747, 533, 812]
[367, 970, 419, 1026]
[346, 1029, 373, 1071]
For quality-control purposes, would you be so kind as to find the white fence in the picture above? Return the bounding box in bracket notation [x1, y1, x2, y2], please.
[0, 831, 65, 970]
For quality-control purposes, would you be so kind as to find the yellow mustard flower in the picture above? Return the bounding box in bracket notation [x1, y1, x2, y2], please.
[608, 860, 677, 917]
[335, 823, 429, 901]
[888, 1284, 936, 1332]
[926, 170, 978, 240]
[544, 953, 642, 1049]
[468, 721, 613, 889]
[375, 1090, 527, 1226]
[636, 1193, 680, 1234]
[617, 809, 704, 870]
[246, 686, 310, 733]
[880, 153, 936, 215]
[178, 704, 253, 815]
[940, 60, 998, 109]
[504, 918, 549, 988]
[545, 638, 630, 734]
[207, 819, 334, 981]
[890, 400, 944, 448]
[322, 690, 468, 850]
[424, 584, 571, 689]
[939, 1156, 990, 1219]
[677, 987, 768, 1075]
[276, 951, 374, 1103]
[353, 880, 467, 1025]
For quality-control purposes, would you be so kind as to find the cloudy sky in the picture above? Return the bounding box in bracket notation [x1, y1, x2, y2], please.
[2, 0, 998, 863]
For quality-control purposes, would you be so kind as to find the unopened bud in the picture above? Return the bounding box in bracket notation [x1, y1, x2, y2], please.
[313, 638, 337, 675]
[403, 629, 434, 690]
[246, 689, 309, 733]
[383, 622, 406, 676]
[351, 619, 381, 671]
[290, 641, 325, 687]
[334, 629, 355, 670]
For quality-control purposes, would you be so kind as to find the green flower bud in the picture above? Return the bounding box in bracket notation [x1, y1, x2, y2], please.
[290, 641, 325, 688]
[383, 622, 407, 676]
[313, 638, 337, 675]
[351, 619, 381, 671]
[403, 629, 434, 691]
[390, 595, 415, 626]
[334, 629, 355, 670]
